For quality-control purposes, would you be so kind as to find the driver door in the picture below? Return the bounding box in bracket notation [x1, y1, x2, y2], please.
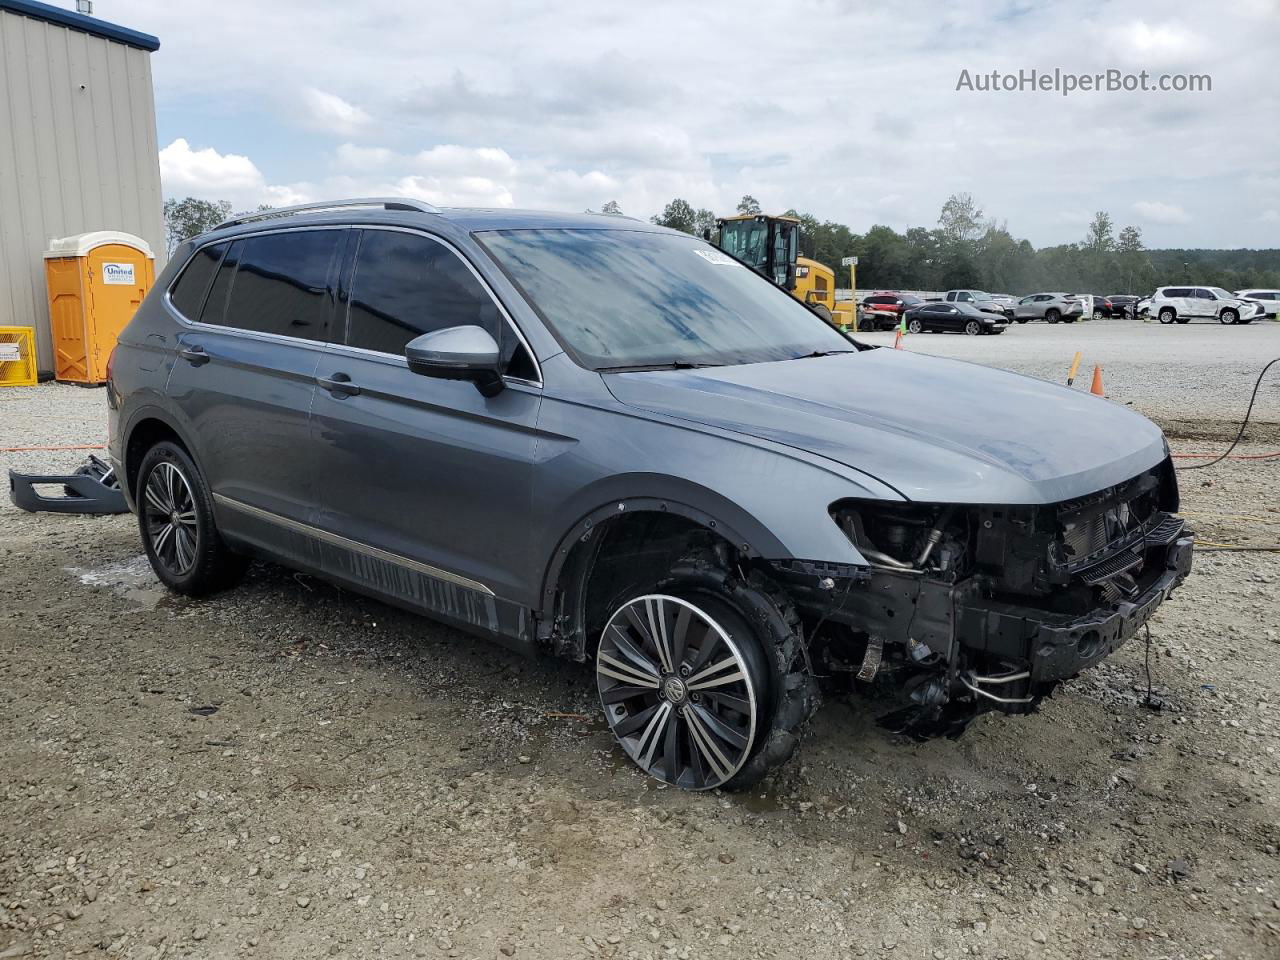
[308, 227, 543, 609]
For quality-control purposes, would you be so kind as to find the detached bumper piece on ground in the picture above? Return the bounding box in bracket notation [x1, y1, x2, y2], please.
[8, 454, 129, 514]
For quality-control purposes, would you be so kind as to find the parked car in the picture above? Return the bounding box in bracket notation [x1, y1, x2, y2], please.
[1075, 295, 1115, 319]
[1012, 292, 1085, 323]
[904, 301, 1008, 335]
[106, 198, 1193, 792]
[1235, 289, 1280, 319]
[1135, 296, 1152, 318]
[943, 289, 1015, 319]
[1150, 286, 1264, 325]
[1106, 295, 1139, 319]
[859, 292, 923, 331]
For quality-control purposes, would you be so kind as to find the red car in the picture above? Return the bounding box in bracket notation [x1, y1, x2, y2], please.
[859, 292, 923, 330]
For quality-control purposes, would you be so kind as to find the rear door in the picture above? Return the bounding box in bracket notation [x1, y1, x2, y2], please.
[309, 227, 543, 612]
[165, 228, 346, 562]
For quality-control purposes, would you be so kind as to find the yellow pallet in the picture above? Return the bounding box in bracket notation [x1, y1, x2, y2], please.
[0, 326, 38, 387]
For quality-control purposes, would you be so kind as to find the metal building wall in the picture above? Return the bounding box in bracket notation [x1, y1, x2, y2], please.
[0, 6, 164, 376]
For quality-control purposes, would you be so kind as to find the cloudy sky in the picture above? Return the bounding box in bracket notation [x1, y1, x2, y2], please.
[101, 0, 1280, 248]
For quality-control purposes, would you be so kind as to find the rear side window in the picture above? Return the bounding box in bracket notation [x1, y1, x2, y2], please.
[345, 230, 501, 355]
[168, 242, 228, 320]
[1164, 288, 1190, 298]
[219, 230, 343, 339]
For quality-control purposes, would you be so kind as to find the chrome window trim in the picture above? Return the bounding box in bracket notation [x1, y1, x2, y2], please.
[163, 224, 543, 387]
[212, 492, 496, 597]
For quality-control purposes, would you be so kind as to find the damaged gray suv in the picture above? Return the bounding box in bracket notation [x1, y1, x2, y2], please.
[107, 198, 1194, 792]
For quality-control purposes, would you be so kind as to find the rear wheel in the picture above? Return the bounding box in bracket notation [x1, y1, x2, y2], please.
[1093, 308, 1104, 319]
[1219, 309, 1238, 325]
[964, 320, 981, 336]
[812, 304, 833, 324]
[596, 569, 817, 791]
[137, 442, 247, 596]
[1159, 308, 1176, 324]
[907, 318, 923, 334]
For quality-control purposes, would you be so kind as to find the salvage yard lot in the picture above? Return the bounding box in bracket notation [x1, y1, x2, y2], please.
[2, 321, 1278, 960]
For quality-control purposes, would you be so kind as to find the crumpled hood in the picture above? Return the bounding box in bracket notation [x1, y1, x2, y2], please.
[603, 349, 1168, 504]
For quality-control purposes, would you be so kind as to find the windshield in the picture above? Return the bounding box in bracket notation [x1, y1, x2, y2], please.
[1209, 287, 1234, 299]
[478, 228, 854, 371]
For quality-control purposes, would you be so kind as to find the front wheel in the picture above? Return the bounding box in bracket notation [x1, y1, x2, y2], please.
[1093, 308, 1104, 319]
[964, 320, 981, 335]
[1159, 308, 1176, 324]
[907, 318, 923, 334]
[1045, 309, 1060, 324]
[596, 573, 816, 791]
[1219, 309, 1238, 325]
[137, 441, 247, 596]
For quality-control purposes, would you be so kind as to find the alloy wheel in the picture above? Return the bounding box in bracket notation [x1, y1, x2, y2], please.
[907, 319, 922, 333]
[597, 594, 758, 790]
[964, 320, 981, 335]
[143, 461, 199, 576]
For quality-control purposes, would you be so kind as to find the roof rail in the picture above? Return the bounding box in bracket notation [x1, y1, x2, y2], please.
[214, 197, 441, 230]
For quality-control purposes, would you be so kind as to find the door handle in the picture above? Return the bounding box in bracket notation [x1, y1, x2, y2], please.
[178, 345, 210, 366]
[318, 373, 361, 397]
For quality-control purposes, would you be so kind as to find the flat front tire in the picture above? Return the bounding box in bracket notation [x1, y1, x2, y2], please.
[137, 441, 247, 596]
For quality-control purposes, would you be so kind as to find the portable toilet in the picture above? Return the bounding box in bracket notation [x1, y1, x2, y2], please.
[43, 231, 156, 384]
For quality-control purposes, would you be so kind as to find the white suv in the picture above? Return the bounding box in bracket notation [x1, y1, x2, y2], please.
[1235, 289, 1280, 320]
[1150, 286, 1263, 325]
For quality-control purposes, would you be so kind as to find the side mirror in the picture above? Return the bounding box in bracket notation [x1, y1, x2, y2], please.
[405, 326, 504, 397]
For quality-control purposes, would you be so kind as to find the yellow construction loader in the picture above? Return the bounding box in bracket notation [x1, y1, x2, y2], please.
[716, 214, 858, 329]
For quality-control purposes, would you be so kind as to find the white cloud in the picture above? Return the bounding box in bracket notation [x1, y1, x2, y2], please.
[300, 88, 371, 137]
[1132, 201, 1191, 224]
[159, 138, 265, 192]
[129, 0, 1280, 246]
[1260, 210, 1280, 224]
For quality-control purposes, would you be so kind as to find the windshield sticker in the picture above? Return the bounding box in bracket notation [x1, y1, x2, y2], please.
[694, 249, 735, 265]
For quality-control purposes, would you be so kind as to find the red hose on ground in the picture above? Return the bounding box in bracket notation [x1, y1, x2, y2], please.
[0, 443, 106, 452]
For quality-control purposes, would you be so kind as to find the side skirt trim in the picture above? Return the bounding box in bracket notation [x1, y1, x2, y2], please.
[211, 492, 495, 597]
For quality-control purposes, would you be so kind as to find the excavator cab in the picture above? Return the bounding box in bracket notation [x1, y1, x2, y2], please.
[716, 215, 799, 290]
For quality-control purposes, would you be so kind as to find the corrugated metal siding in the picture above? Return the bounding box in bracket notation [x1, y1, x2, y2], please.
[0, 8, 164, 375]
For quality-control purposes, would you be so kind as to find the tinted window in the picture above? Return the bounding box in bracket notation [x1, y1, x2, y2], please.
[1195, 288, 1213, 299]
[200, 241, 241, 325]
[169, 242, 227, 320]
[219, 230, 343, 339]
[1164, 288, 1190, 298]
[346, 230, 502, 356]
[924, 304, 949, 314]
[866, 296, 891, 305]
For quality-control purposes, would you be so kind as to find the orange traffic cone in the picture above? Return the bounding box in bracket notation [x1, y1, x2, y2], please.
[1089, 365, 1105, 396]
[893, 328, 903, 350]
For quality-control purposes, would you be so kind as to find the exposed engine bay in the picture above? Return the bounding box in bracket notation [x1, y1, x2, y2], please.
[772, 457, 1194, 735]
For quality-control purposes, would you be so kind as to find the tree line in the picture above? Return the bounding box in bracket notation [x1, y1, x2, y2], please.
[164, 193, 1280, 295]
[642, 193, 1280, 295]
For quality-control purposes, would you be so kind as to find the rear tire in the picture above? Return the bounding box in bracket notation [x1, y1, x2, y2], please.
[137, 441, 247, 596]
[1159, 308, 1176, 324]
[596, 564, 818, 792]
[812, 304, 833, 324]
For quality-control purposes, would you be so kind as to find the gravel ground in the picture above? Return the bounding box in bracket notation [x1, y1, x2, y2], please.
[856, 316, 1280, 442]
[2, 335, 1278, 960]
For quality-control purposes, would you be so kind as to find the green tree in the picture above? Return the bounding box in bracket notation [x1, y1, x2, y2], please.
[692, 208, 719, 240]
[937, 193, 985, 246]
[736, 194, 762, 215]
[163, 197, 233, 254]
[1084, 211, 1115, 252]
[601, 200, 624, 216]
[650, 198, 698, 234]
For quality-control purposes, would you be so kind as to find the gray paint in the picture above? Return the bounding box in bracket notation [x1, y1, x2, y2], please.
[0, 4, 164, 374]
[108, 206, 1174, 650]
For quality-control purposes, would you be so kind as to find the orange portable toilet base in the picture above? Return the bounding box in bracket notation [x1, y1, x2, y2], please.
[44, 231, 156, 384]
